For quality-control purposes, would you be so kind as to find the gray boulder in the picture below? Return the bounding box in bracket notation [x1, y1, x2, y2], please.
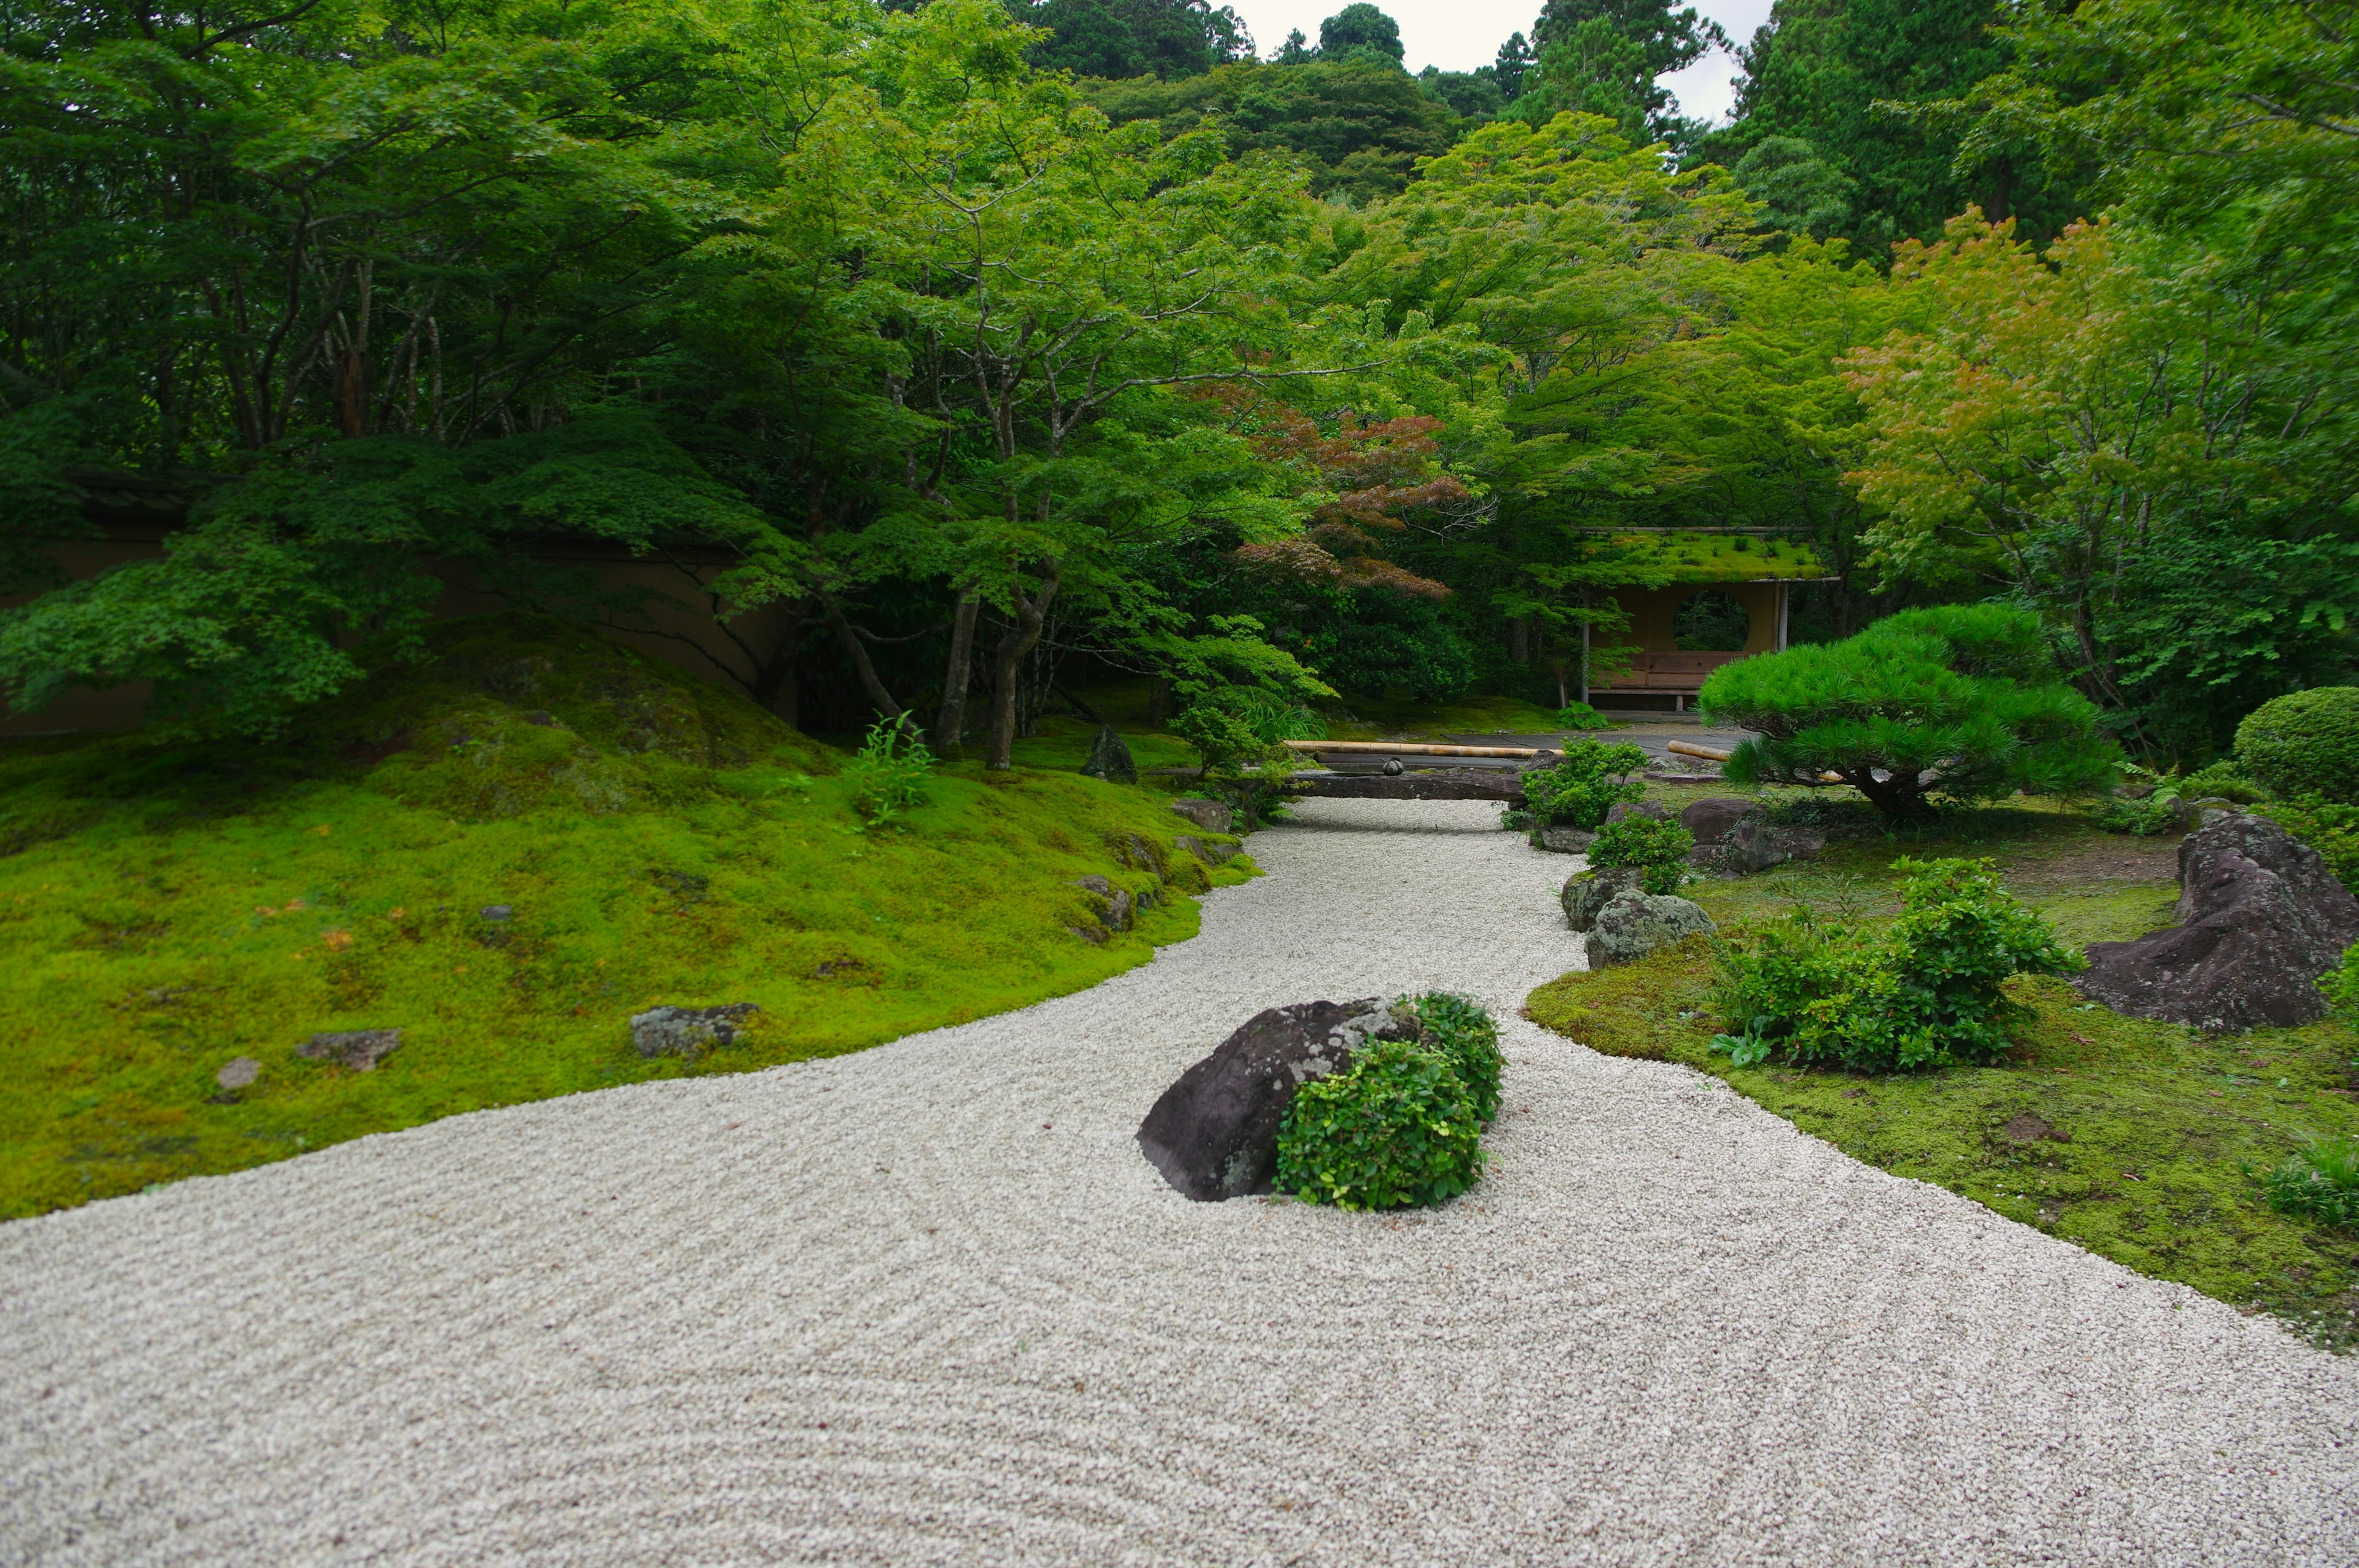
[1137, 998, 1417, 1201]
[1678, 797, 1759, 846]
[297, 1029, 403, 1072]
[1532, 824, 1596, 854]
[1603, 800, 1669, 825]
[1081, 725, 1138, 784]
[1587, 890, 1715, 967]
[2076, 813, 2359, 1030]
[630, 1004, 756, 1059]
[1168, 797, 1232, 834]
[1561, 864, 1646, 931]
[215, 1056, 260, 1091]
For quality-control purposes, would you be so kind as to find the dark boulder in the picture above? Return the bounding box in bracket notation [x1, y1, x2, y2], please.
[1173, 834, 1240, 866]
[1081, 725, 1138, 784]
[1532, 824, 1596, 854]
[1603, 800, 1669, 825]
[1138, 998, 1418, 1201]
[2076, 813, 2359, 1030]
[1678, 797, 1759, 846]
[1695, 817, 1825, 875]
[1561, 865, 1645, 931]
[630, 1004, 756, 1059]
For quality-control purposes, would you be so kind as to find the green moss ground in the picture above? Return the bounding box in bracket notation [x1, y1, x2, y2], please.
[1, 617, 1251, 1219]
[1524, 790, 2359, 1349]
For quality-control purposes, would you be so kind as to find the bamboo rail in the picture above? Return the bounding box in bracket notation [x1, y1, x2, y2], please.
[1281, 740, 1549, 759]
[1665, 740, 1732, 762]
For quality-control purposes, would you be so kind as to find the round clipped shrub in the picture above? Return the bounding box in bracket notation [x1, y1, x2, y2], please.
[1273, 1039, 1485, 1210]
[1407, 990, 1501, 1123]
[2235, 687, 2359, 805]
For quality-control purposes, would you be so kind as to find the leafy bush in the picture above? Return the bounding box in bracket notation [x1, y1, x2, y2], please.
[2176, 759, 2269, 805]
[2095, 762, 2188, 837]
[1273, 1038, 1485, 1210]
[1712, 857, 2083, 1072]
[1553, 701, 1614, 731]
[1700, 605, 2119, 821]
[1522, 740, 1648, 829]
[845, 718, 933, 829]
[1587, 814, 1694, 894]
[1273, 992, 1500, 1210]
[1404, 990, 1502, 1123]
[2236, 686, 2359, 805]
[2323, 943, 2359, 1020]
[2262, 1137, 2359, 1231]
[2260, 797, 2359, 897]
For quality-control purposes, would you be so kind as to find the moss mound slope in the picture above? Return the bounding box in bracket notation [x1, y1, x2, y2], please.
[0, 614, 1246, 1219]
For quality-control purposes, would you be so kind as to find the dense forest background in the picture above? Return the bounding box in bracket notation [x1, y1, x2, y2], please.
[1, 0, 2352, 765]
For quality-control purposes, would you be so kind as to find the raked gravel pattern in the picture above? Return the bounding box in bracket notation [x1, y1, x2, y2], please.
[6, 798, 2359, 1566]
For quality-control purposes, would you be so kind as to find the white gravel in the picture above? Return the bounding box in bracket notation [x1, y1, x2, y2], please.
[6, 798, 2359, 1566]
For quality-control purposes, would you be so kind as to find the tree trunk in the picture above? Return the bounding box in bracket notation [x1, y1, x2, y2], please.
[1146, 676, 1171, 726]
[823, 598, 910, 731]
[986, 568, 1062, 770]
[933, 589, 979, 751]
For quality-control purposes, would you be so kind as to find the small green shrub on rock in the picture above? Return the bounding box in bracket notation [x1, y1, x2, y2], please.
[1273, 992, 1500, 1210]
[1712, 857, 2082, 1072]
[1406, 990, 1502, 1123]
[1275, 1039, 1485, 1210]
[1588, 815, 1694, 894]
[1522, 741, 1648, 830]
[2236, 687, 2359, 806]
[2260, 798, 2359, 897]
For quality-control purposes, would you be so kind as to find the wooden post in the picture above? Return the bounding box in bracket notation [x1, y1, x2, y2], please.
[1579, 590, 1591, 706]
[1776, 581, 1790, 652]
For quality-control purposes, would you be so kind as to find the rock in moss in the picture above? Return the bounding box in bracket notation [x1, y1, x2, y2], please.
[630, 1005, 756, 1059]
[1081, 725, 1138, 784]
[1168, 797, 1231, 834]
[297, 1029, 402, 1072]
[1587, 891, 1714, 967]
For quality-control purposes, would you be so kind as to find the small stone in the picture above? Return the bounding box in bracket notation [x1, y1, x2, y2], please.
[2001, 1112, 2070, 1144]
[479, 905, 513, 921]
[630, 1004, 757, 1059]
[297, 1029, 404, 1072]
[523, 710, 560, 727]
[1532, 824, 1596, 854]
[1081, 725, 1138, 784]
[1168, 797, 1232, 834]
[1587, 891, 1714, 967]
[215, 1057, 261, 1091]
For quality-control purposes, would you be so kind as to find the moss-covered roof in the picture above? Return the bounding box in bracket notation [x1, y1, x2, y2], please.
[1597, 531, 1833, 583]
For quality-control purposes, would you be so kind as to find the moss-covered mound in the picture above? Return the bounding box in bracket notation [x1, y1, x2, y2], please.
[0, 615, 1249, 1219]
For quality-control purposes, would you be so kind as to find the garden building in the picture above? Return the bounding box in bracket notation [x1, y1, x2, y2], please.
[1581, 531, 1837, 711]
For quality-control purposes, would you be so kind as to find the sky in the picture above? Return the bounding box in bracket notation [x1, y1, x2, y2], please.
[1224, 0, 1777, 123]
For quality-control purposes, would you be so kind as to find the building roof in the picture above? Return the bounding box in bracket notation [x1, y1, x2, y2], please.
[1595, 530, 1836, 583]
